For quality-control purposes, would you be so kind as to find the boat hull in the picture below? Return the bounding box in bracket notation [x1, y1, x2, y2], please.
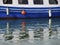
[0, 6, 60, 18]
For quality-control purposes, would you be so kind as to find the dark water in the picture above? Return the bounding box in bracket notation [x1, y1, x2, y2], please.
[0, 18, 60, 45]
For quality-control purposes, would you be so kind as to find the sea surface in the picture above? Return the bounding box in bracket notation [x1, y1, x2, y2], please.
[0, 18, 60, 45]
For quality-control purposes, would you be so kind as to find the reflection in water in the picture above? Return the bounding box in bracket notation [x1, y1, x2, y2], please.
[0, 18, 60, 45]
[4, 22, 13, 40]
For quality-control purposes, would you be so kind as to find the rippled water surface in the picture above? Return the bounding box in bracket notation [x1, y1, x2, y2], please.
[0, 18, 60, 45]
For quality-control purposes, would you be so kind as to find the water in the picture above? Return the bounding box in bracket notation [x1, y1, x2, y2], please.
[0, 18, 60, 45]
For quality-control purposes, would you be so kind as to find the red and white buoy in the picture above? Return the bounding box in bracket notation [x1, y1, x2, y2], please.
[21, 10, 26, 15]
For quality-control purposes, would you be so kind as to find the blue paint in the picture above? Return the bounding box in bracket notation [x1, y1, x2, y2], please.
[0, 6, 60, 18]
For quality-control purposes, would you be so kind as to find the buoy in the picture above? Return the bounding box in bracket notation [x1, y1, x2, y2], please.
[21, 10, 26, 15]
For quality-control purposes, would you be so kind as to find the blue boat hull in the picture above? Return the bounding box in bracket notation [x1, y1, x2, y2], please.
[0, 6, 60, 18]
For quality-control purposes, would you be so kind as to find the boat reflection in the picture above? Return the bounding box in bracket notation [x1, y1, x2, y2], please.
[0, 18, 60, 41]
[3, 22, 13, 41]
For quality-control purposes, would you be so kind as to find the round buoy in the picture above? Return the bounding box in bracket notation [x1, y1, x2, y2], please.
[21, 10, 26, 15]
